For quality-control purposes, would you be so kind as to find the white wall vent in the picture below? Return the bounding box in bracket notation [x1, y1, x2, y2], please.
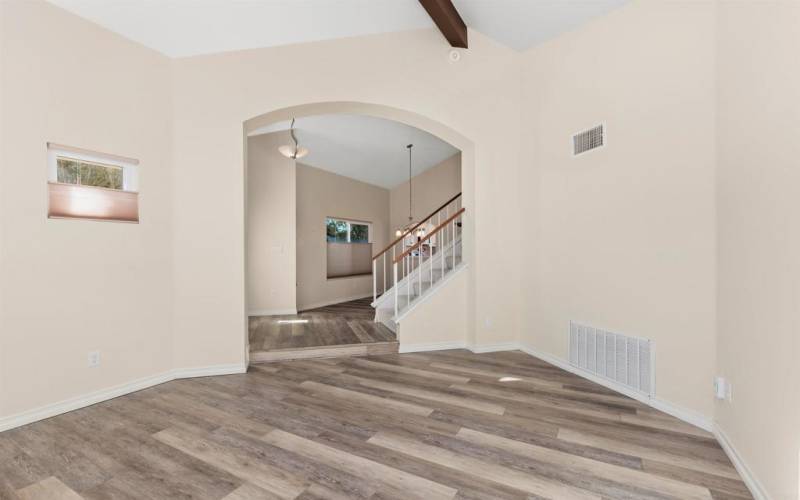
[569, 321, 654, 397]
[572, 124, 605, 156]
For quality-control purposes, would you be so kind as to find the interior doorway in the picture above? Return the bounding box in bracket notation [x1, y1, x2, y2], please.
[243, 102, 473, 364]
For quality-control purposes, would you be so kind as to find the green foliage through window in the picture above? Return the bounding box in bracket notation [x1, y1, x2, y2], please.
[326, 218, 369, 243]
[57, 157, 124, 190]
[350, 224, 369, 243]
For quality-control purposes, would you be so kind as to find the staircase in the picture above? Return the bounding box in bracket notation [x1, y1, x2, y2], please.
[372, 193, 465, 334]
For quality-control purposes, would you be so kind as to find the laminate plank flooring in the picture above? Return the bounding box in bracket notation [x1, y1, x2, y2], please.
[249, 298, 396, 352]
[0, 350, 752, 500]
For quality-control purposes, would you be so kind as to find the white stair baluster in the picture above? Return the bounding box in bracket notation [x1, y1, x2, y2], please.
[451, 219, 455, 269]
[441, 219, 445, 279]
[393, 263, 398, 318]
[418, 245, 422, 299]
[407, 254, 412, 309]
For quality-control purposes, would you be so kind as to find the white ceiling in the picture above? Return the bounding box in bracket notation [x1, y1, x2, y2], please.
[455, 0, 629, 51]
[46, 0, 628, 57]
[250, 114, 459, 190]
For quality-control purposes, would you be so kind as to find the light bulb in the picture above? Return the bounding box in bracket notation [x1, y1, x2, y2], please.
[278, 145, 294, 158]
[278, 145, 309, 159]
[395, 229, 402, 237]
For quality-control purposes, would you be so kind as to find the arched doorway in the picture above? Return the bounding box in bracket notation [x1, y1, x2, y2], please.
[243, 102, 476, 363]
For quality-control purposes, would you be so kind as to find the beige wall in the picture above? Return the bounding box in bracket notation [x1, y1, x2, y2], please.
[296, 164, 389, 311]
[246, 132, 297, 315]
[716, 2, 800, 499]
[1, 3, 526, 417]
[398, 268, 468, 349]
[390, 153, 461, 232]
[326, 243, 373, 279]
[171, 28, 523, 370]
[0, 1, 173, 416]
[0, 1, 6, 418]
[520, 1, 718, 420]
[3, 4, 794, 497]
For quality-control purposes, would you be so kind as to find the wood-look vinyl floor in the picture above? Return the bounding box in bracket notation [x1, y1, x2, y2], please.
[249, 298, 396, 352]
[0, 350, 752, 500]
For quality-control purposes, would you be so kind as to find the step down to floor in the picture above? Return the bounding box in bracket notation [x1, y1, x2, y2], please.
[250, 341, 399, 364]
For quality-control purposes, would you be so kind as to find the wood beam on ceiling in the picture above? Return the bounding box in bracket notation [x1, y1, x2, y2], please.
[418, 0, 468, 48]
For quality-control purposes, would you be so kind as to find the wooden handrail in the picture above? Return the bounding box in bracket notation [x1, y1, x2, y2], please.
[394, 207, 464, 264]
[373, 192, 462, 260]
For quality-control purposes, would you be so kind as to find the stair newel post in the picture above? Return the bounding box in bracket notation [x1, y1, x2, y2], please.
[444, 205, 449, 256]
[441, 218, 445, 277]
[373, 258, 377, 302]
[393, 262, 398, 318]
[430, 235, 434, 286]
[457, 211, 461, 264]
[451, 219, 456, 269]
[382, 253, 386, 295]
[418, 244, 422, 299]
[407, 256, 412, 309]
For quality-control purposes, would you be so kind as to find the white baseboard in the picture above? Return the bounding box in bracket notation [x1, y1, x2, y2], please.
[713, 425, 770, 500]
[171, 363, 247, 379]
[518, 343, 713, 432]
[248, 308, 297, 316]
[398, 339, 517, 355]
[0, 363, 247, 433]
[399, 341, 468, 353]
[469, 342, 521, 353]
[644, 397, 713, 434]
[399, 341, 516, 354]
[298, 293, 373, 312]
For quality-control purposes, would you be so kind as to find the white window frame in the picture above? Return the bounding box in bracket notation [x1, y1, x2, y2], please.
[326, 217, 373, 244]
[47, 143, 139, 192]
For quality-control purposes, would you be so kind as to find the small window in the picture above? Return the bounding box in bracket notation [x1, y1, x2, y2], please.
[326, 217, 372, 279]
[47, 143, 139, 223]
[56, 157, 124, 190]
[325, 218, 371, 243]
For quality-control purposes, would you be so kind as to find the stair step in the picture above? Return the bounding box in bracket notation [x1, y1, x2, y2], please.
[250, 341, 398, 363]
[372, 235, 465, 320]
[380, 317, 398, 333]
[376, 260, 465, 312]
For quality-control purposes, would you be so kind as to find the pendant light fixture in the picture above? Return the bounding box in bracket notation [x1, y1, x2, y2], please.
[278, 118, 309, 159]
[395, 144, 418, 238]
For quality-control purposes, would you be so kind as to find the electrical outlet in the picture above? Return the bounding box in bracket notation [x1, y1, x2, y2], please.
[88, 351, 101, 368]
[484, 317, 492, 328]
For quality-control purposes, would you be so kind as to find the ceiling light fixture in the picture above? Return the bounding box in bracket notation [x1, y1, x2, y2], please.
[278, 118, 309, 159]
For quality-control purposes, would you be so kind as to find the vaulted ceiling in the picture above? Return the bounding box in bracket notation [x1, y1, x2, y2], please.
[46, 0, 628, 58]
[250, 114, 459, 190]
